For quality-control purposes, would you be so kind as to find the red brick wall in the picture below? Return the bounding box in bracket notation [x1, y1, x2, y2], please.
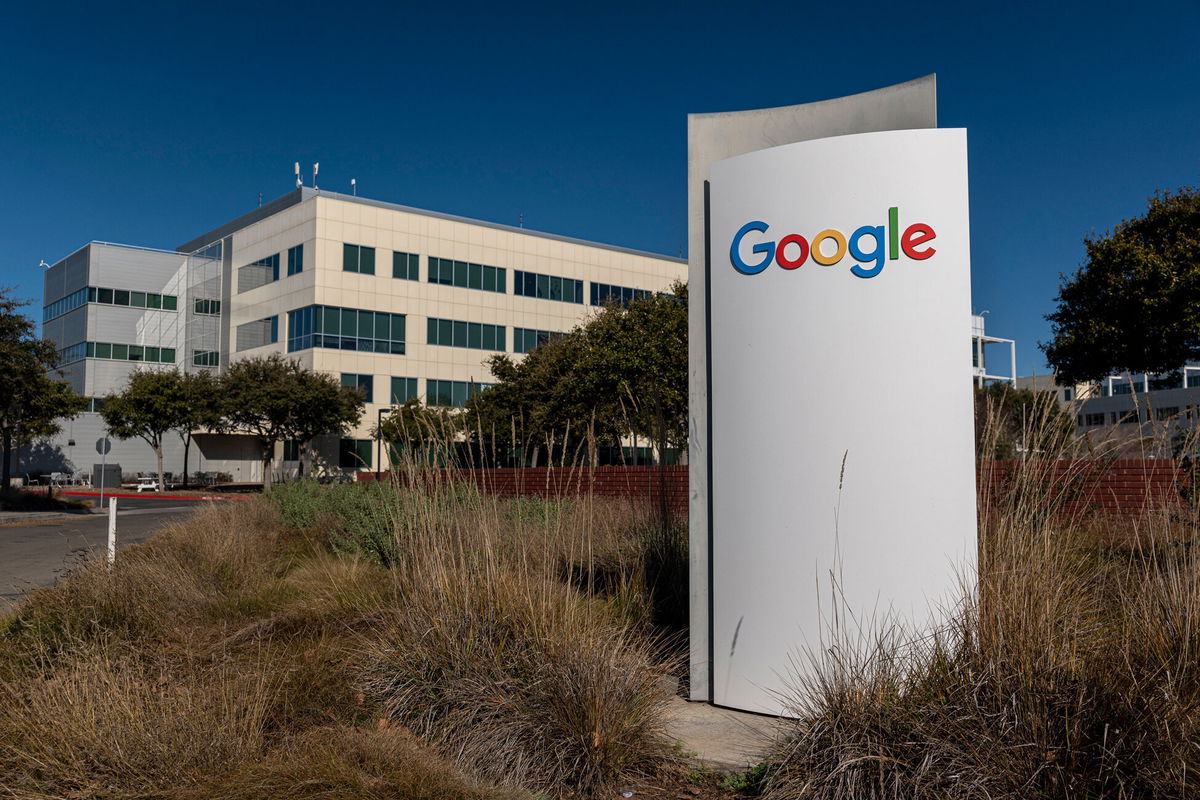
[982, 459, 1192, 514]
[359, 461, 1196, 517]
[358, 465, 690, 515]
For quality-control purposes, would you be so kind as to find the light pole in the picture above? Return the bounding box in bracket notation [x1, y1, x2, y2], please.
[376, 407, 390, 482]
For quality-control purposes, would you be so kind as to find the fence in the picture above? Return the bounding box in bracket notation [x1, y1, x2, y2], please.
[358, 460, 1197, 517]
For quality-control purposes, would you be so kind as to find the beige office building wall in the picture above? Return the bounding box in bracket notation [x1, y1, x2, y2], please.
[225, 191, 684, 468]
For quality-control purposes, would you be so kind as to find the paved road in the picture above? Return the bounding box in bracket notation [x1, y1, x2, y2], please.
[0, 499, 209, 608]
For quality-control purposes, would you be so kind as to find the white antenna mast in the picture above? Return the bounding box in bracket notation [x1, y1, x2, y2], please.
[351, 178, 357, 196]
[312, 162, 319, 190]
[294, 162, 301, 188]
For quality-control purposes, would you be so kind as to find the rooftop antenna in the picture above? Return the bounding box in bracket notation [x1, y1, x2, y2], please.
[519, 213, 524, 228]
[351, 178, 357, 196]
[258, 192, 263, 207]
[294, 162, 302, 188]
[313, 162, 319, 191]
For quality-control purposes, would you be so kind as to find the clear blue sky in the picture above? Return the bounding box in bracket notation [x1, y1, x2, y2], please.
[3, 0, 1197, 374]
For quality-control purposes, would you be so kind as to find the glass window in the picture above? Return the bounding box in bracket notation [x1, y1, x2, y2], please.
[468, 322, 482, 349]
[391, 377, 418, 404]
[88, 287, 98, 302]
[343, 244, 357, 272]
[113, 289, 130, 306]
[358, 310, 374, 338]
[98, 288, 114, 304]
[161, 347, 175, 362]
[288, 244, 304, 276]
[439, 318, 453, 345]
[482, 325, 496, 351]
[468, 263, 482, 290]
[360, 246, 375, 275]
[146, 347, 160, 362]
[452, 320, 468, 348]
[128, 345, 144, 361]
[482, 266, 496, 292]
[130, 291, 146, 308]
[95, 342, 112, 359]
[85, 342, 95, 358]
[537, 274, 550, 298]
[147, 293, 161, 309]
[112, 344, 128, 360]
[163, 295, 177, 311]
[427, 317, 438, 344]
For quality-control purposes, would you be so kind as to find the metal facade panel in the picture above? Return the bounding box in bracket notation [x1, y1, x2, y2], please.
[89, 244, 184, 294]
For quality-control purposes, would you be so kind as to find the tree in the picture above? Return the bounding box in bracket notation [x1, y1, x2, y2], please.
[288, 366, 367, 477]
[1043, 187, 1200, 383]
[378, 398, 466, 467]
[0, 290, 88, 488]
[101, 369, 191, 491]
[974, 383, 1076, 460]
[176, 370, 222, 488]
[467, 280, 688, 465]
[220, 355, 364, 489]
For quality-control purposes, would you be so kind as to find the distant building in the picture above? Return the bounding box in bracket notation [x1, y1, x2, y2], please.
[972, 314, 1016, 386]
[30, 188, 684, 482]
[1016, 368, 1200, 444]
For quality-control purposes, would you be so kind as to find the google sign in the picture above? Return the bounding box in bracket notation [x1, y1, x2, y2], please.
[729, 207, 936, 278]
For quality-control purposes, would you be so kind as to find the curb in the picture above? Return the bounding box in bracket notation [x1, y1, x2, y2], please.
[56, 491, 250, 502]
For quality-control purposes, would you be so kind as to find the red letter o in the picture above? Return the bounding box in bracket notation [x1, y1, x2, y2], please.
[776, 234, 809, 270]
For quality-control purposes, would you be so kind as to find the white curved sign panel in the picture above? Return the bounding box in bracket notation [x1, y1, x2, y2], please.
[707, 128, 976, 715]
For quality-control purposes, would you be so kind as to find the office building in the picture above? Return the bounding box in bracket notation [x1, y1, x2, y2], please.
[34, 188, 685, 481]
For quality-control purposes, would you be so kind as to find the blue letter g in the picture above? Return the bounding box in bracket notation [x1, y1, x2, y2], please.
[730, 221, 774, 275]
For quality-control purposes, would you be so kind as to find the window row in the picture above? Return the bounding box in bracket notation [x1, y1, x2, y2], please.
[194, 298, 221, 316]
[590, 282, 652, 307]
[337, 375, 421, 406]
[427, 379, 494, 408]
[514, 270, 584, 304]
[513, 327, 563, 354]
[428, 257, 506, 293]
[286, 305, 406, 354]
[235, 316, 279, 352]
[238, 253, 281, 293]
[426, 317, 506, 351]
[193, 350, 220, 367]
[45, 286, 179, 322]
[60, 341, 177, 365]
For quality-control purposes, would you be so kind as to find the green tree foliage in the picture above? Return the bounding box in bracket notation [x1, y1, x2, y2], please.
[220, 355, 364, 488]
[377, 398, 466, 467]
[176, 370, 222, 488]
[467, 281, 687, 465]
[0, 290, 87, 488]
[974, 383, 1076, 460]
[101, 370, 194, 491]
[1043, 187, 1200, 383]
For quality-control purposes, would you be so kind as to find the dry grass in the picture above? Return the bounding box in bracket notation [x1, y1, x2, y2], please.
[0, 475, 682, 799]
[765, 391, 1200, 800]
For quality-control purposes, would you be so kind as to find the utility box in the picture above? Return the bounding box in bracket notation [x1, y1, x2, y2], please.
[92, 464, 122, 491]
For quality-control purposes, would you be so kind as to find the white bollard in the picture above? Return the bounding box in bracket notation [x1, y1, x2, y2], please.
[107, 497, 118, 566]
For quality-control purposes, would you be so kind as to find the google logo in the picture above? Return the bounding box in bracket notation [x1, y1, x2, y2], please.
[729, 207, 937, 279]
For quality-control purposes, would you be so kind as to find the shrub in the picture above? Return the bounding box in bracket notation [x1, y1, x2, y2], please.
[360, 559, 672, 797]
[194, 725, 525, 800]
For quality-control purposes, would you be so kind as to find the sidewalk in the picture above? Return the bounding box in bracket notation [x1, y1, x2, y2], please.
[0, 508, 102, 526]
[662, 680, 789, 771]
